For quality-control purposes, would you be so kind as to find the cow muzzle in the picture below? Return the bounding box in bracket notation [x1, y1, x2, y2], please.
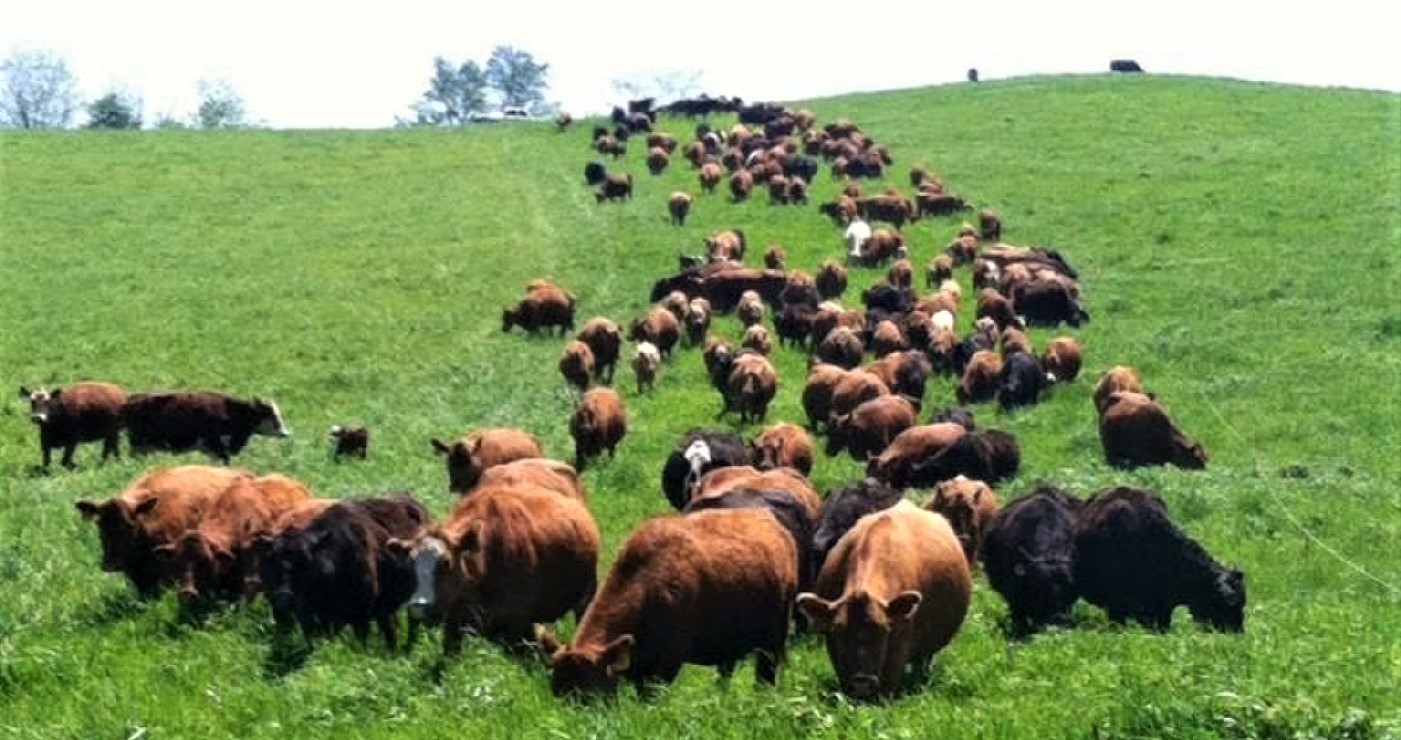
[29, 413, 48, 425]
[407, 596, 436, 621]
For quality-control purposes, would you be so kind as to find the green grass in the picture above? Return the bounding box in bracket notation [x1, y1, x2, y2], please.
[1, 74, 1399, 739]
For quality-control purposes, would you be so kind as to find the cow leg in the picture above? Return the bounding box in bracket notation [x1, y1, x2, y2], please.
[61, 443, 78, 469]
[39, 442, 52, 471]
[377, 613, 399, 651]
[443, 621, 466, 656]
[351, 620, 371, 645]
[102, 429, 120, 461]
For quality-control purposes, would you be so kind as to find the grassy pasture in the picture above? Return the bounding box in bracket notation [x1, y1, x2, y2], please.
[0, 75, 1398, 739]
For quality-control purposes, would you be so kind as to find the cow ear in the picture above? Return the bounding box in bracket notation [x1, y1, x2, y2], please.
[795, 593, 837, 633]
[132, 498, 160, 517]
[75, 500, 101, 519]
[50, 388, 62, 400]
[601, 635, 635, 676]
[887, 591, 923, 623]
[431, 439, 450, 455]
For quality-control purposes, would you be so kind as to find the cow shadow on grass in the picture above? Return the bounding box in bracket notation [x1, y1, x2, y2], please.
[72, 589, 150, 628]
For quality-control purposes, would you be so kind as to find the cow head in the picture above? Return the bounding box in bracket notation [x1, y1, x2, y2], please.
[75, 496, 160, 572]
[501, 307, 519, 333]
[680, 439, 713, 495]
[432, 437, 484, 492]
[824, 414, 852, 458]
[19, 386, 59, 425]
[796, 589, 922, 700]
[1174, 440, 1209, 470]
[546, 634, 635, 698]
[1190, 568, 1246, 632]
[752, 435, 784, 471]
[255, 527, 326, 626]
[155, 531, 235, 606]
[252, 398, 291, 438]
[385, 534, 447, 623]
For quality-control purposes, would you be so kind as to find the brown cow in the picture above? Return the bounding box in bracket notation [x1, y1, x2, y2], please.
[826, 395, 917, 462]
[19, 381, 126, 470]
[857, 228, 906, 267]
[1099, 392, 1207, 470]
[559, 340, 596, 393]
[729, 169, 755, 201]
[797, 501, 971, 700]
[1093, 365, 1143, 412]
[595, 172, 633, 202]
[957, 350, 1004, 404]
[75, 465, 251, 598]
[396, 484, 599, 654]
[815, 326, 866, 370]
[476, 458, 586, 501]
[976, 288, 1020, 331]
[828, 370, 890, 419]
[870, 320, 908, 358]
[979, 208, 1003, 241]
[741, 324, 774, 356]
[1041, 336, 1083, 383]
[668, 192, 693, 226]
[1000, 326, 1033, 357]
[925, 475, 999, 567]
[431, 428, 545, 493]
[542, 508, 797, 697]
[576, 317, 623, 384]
[329, 424, 369, 461]
[801, 363, 850, 432]
[646, 146, 670, 175]
[629, 308, 681, 358]
[867, 423, 968, 487]
[699, 162, 723, 194]
[158, 473, 312, 606]
[689, 465, 822, 518]
[570, 388, 627, 470]
[736, 290, 765, 328]
[503, 284, 576, 336]
[713, 351, 778, 423]
[886, 259, 913, 289]
[706, 229, 747, 262]
[763, 244, 787, 270]
[750, 423, 815, 477]
[816, 260, 848, 300]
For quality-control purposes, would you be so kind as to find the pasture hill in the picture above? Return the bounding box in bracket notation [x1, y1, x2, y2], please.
[1, 75, 1398, 739]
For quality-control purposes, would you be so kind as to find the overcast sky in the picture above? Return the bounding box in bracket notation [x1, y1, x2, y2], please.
[4, 0, 1398, 129]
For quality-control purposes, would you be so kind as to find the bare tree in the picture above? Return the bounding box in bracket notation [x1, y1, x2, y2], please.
[0, 50, 79, 129]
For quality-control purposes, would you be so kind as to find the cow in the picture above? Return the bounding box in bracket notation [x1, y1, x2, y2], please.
[430, 428, 545, 493]
[156, 473, 312, 608]
[660, 429, 752, 511]
[750, 423, 815, 476]
[646, 146, 671, 175]
[475, 458, 586, 501]
[827, 370, 890, 422]
[774, 304, 817, 349]
[800, 363, 849, 432]
[394, 484, 599, 654]
[710, 350, 778, 423]
[826, 395, 917, 462]
[1093, 365, 1144, 413]
[980, 485, 1083, 637]
[631, 341, 662, 394]
[584, 161, 607, 186]
[329, 425, 369, 461]
[688, 465, 822, 520]
[926, 476, 999, 568]
[684, 298, 712, 346]
[595, 172, 633, 203]
[956, 350, 1004, 404]
[257, 495, 428, 648]
[797, 501, 971, 700]
[629, 308, 681, 358]
[997, 351, 1047, 411]
[729, 169, 755, 201]
[570, 388, 627, 471]
[857, 195, 916, 230]
[915, 192, 972, 218]
[19, 381, 126, 470]
[1110, 59, 1144, 73]
[122, 391, 291, 464]
[843, 218, 872, 261]
[925, 255, 954, 288]
[978, 208, 1003, 241]
[683, 486, 818, 590]
[929, 406, 976, 430]
[975, 288, 1020, 332]
[1041, 337, 1082, 383]
[763, 244, 786, 270]
[816, 260, 848, 300]
[865, 349, 933, 407]
[866, 423, 967, 489]
[741, 324, 774, 356]
[855, 229, 906, 267]
[904, 429, 1021, 488]
[503, 285, 576, 336]
[736, 290, 765, 328]
[811, 477, 905, 577]
[699, 162, 724, 194]
[668, 192, 693, 226]
[1074, 486, 1245, 632]
[75, 465, 252, 599]
[575, 317, 623, 384]
[869, 319, 908, 358]
[815, 327, 866, 370]
[1012, 280, 1089, 327]
[541, 508, 797, 697]
[559, 341, 596, 393]
[1098, 392, 1207, 470]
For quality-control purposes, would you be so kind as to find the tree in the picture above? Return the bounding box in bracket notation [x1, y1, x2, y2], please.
[611, 69, 703, 106]
[86, 90, 143, 130]
[484, 46, 549, 109]
[0, 50, 79, 129]
[195, 79, 250, 129]
[406, 56, 489, 126]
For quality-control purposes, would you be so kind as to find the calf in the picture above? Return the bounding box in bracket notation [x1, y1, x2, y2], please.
[978, 208, 1003, 241]
[763, 244, 786, 270]
[431, 428, 545, 493]
[904, 429, 1021, 487]
[1098, 392, 1207, 470]
[750, 423, 815, 476]
[570, 388, 627, 470]
[631, 341, 662, 394]
[1074, 486, 1245, 632]
[559, 340, 596, 393]
[925, 476, 999, 568]
[826, 395, 917, 462]
[736, 290, 765, 328]
[19, 381, 126, 470]
[797, 501, 971, 700]
[396, 484, 599, 654]
[122, 391, 291, 463]
[542, 508, 797, 697]
[575, 317, 623, 384]
[329, 424, 369, 461]
[741, 324, 774, 356]
[659, 429, 752, 511]
[980, 485, 1082, 637]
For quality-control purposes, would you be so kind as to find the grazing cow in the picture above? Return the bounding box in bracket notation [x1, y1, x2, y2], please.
[431, 428, 545, 493]
[904, 429, 1022, 488]
[75, 465, 251, 598]
[915, 192, 972, 218]
[584, 161, 607, 186]
[750, 423, 815, 476]
[122, 391, 290, 463]
[1099, 392, 1207, 470]
[866, 350, 932, 407]
[19, 381, 126, 470]
[158, 473, 312, 607]
[683, 486, 818, 590]
[1110, 59, 1144, 73]
[763, 244, 786, 270]
[631, 341, 662, 394]
[595, 172, 634, 202]
[570, 388, 627, 470]
[929, 406, 977, 430]
[710, 350, 778, 423]
[668, 192, 693, 226]
[741, 324, 774, 356]
[684, 298, 712, 346]
[729, 169, 755, 201]
[816, 260, 848, 300]
[926, 476, 999, 568]
[1075, 486, 1245, 632]
[736, 290, 765, 327]
[659, 429, 751, 511]
[646, 146, 671, 175]
[559, 340, 596, 393]
[699, 162, 724, 194]
[1093, 365, 1144, 413]
[541, 508, 797, 697]
[866, 423, 967, 488]
[1041, 337, 1082, 383]
[688, 466, 822, 520]
[815, 327, 866, 370]
[957, 350, 1004, 404]
[870, 319, 908, 358]
[476, 458, 586, 501]
[997, 351, 1047, 411]
[979, 208, 1003, 241]
[1012, 280, 1089, 328]
[797, 501, 971, 700]
[503, 284, 576, 336]
[258, 495, 428, 648]
[855, 229, 906, 267]
[925, 255, 954, 288]
[811, 478, 904, 572]
[826, 395, 917, 462]
[575, 317, 623, 384]
[980, 485, 1083, 637]
[857, 195, 917, 230]
[395, 484, 599, 654]
[629, 308, 681, 358]
[329, 424, 369, 461]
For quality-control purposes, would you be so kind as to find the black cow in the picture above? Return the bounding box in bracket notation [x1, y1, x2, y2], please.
[812, 478, 903, 575]
[123, 391, 291, 463]
[929, 406, 976, 430]
[980, 485, 1083, 637]
[1110, 59, 1144, 73]
[904, 429, 1021, 487]
[685, 487, 818, 591]
[1012, 282, 1090, 327]
[1075, 487, 1245, 632]
[257, 495, 427, 648]
[659, 429, 751, 510]
[584, 162, 607, 186]
[784, 156, 819, 184]
[997, 351, 1047, 411]
[861, 284, 913, 314]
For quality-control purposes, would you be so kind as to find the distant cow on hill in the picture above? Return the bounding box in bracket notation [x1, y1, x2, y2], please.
[1110, 59, 1144, 73]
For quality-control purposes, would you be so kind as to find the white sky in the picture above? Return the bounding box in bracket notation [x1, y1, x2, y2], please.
[3, 0, 1398, 129]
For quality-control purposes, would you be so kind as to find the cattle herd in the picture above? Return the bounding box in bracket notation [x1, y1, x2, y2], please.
[22, 93, 1243, 704]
